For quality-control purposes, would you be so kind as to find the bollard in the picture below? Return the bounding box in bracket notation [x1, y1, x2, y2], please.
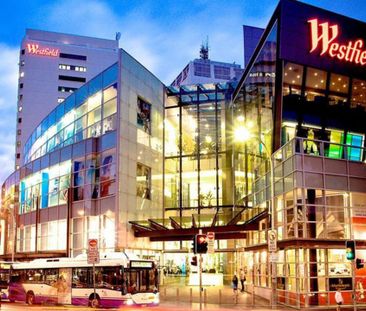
[204, 288, 207, 303]
[219, 289, 222, 305]
[176, 287, 179, 300]
[190, 288, 193, 303]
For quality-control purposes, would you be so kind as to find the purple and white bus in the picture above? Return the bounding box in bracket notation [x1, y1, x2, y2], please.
[8, 253, 159, 308]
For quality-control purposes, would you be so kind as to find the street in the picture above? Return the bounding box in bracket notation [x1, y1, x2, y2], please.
[0, 300, 290, 311]
[0, 301, 359, 311]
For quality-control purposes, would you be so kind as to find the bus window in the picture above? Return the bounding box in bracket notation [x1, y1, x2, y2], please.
[25, 269, 44, 283]
[72, 268, 88, 288]
[96, 267, 121, 290]
[44, 269, 58, 286]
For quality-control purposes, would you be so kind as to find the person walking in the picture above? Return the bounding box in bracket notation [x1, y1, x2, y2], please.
[240, 268, 246, 292]
[232, 272, 239, 297]
[335, 289, 344, 311]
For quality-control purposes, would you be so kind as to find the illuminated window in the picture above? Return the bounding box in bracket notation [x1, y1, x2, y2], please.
[329, 73, 349, 105]
[305, 67, 326, 101]
[59, 64, 87, 72]
[20, 72, 25, 78]
[137, 163, 151, 200]
[57, 98, 64, 103]
[346, 133, 364, 161]
[18, 106, 22, 112]
[283, 62, 303, 95]
[351, 79, 366, 109]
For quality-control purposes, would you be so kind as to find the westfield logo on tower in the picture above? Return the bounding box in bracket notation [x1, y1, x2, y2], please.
[308, 18, 366, 66]
[26, 43, 60, 57]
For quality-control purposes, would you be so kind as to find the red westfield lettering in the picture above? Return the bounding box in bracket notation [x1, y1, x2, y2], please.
[26, 43, 59, 57]
[308, 18, 366, 65]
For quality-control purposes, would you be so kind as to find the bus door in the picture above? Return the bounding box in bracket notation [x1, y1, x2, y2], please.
[57, 268, 72, 304]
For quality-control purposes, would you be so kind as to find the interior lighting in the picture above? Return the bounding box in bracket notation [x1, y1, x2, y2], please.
[314, 72, 318, 76]
[237, 115, 245, 122]
[234, 126, 250, 143]
[289, 67, 293, 70]
[205, 136, 212, 143]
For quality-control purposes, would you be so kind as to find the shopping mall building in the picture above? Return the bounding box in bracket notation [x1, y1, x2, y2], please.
[2, 0, 366, 308]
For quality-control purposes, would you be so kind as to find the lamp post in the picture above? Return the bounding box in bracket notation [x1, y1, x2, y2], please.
[234, 125, 277, 307]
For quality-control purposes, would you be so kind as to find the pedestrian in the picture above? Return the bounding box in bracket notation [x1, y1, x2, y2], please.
[240, 268, 246, 292]
[232, 272, 239, 296]
[335, 288, 344, 311]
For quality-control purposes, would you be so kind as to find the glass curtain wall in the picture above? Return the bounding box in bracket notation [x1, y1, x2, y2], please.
[232, 21, 277, 207]
[164, 85, 233, 217]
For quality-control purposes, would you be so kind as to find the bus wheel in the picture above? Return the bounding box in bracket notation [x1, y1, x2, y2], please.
[89, 294, 100, 308]
[26, 292, 35, 305]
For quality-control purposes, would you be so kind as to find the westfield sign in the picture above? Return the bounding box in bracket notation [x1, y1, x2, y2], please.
[26, 43, 59, 57]
[308, 18, 366, 65]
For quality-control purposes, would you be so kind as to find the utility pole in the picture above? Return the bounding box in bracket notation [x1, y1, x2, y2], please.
[199, 229, 203, 310]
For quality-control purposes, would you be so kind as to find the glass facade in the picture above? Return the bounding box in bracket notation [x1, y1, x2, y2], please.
[24, 64, 118, 163]
[164, 84, 234, 212]
[1, 63, 119, 257]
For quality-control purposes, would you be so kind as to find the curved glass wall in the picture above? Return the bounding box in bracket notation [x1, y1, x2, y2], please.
[24, 63, 118, 163]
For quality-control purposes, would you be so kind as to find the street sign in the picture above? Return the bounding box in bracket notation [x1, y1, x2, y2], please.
[88, 239, 98, 251]
[269, 252, 278, 262]
[207, 231, 215, 254]
[88, 239, 100, 264]
[268, 230, 277, 252]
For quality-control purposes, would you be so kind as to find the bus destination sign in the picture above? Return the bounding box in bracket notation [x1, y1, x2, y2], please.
[130, 261, 154, 269]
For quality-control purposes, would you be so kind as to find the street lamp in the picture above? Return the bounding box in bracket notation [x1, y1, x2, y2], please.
[234, 124, 277, 307]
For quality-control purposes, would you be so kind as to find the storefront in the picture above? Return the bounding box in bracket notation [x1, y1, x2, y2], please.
[233, 0, 366, 308]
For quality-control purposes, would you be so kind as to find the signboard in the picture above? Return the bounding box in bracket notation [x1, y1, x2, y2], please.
[87, 239, 100, 264]
[130, 261, 154, 269]
[268, 230, 277, 252]
[329, 277, 353, 291]
[308, 19, 366, 66]
[269, 252, 278, 262]
[207, 232, 215, 254]
[26, 43, 60, 57]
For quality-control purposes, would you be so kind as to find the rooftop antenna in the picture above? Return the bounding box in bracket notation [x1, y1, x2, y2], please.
[199, 36, 209, 60]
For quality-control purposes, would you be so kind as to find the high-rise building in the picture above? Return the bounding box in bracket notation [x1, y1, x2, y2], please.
[171, 43, 243, 87]
[16, 29, 119, 168]
[243, 25, 264, 68]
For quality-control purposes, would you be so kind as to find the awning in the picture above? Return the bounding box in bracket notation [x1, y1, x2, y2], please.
[129, 208, 267, 242]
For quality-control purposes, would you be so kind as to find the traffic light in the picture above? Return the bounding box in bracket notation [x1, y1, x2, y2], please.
[356, 258, 364, 269]
[191, 256, 198, 266]
[346, 240, 356, 260]
[195, 234, 208, 254]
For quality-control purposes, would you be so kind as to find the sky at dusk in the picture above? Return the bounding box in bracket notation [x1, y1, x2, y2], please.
[0, 0, 366, 185]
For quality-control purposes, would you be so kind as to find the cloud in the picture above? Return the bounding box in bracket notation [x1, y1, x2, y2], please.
[0, 44, 18, 186]
[40, 0, 274, 84]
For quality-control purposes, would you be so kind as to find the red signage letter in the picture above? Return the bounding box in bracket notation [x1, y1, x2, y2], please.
[308, 19, 339, 55]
